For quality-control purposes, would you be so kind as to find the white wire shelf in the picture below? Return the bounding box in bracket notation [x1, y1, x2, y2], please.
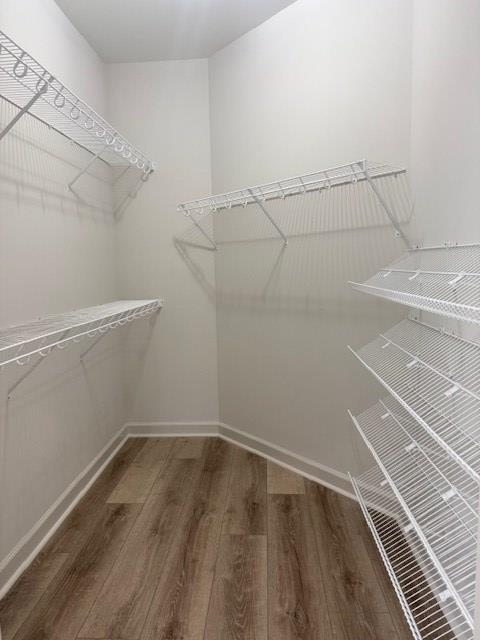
[178, 159, 409, 249]
[178, 159, 405, 215]
[350, 398, 478, 625]
[0, 29, 154, 175]
[0, 300, 162, 368]
[350, 243, 480, 324]
[351, 466, 473, 640]
[349, 318, 480, 482]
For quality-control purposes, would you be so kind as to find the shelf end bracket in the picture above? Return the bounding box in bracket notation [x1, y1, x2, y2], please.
[183, 206, 217, 250]
[247, 189, 288, 245]
[0, 78, 51, 143]
[359, 160, 411, 249]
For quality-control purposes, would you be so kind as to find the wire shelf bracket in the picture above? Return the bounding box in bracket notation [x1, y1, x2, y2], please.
[247, 188, 288, 246]
[0, 29, 155, 180]
[177, 159, 409, 248]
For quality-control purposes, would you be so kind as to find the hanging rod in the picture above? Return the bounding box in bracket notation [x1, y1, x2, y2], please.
[0, 30, 154, 177]
[0, 300, 162, 369]
[348, 318, 480, 482]
[178, 159, 409, 248]
[351, 467, 474, 640]
[350, 243, 480, 324]
[350, 399, 478, 625]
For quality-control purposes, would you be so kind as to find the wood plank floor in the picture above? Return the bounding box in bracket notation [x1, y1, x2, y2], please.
[0, 438, 413, 640]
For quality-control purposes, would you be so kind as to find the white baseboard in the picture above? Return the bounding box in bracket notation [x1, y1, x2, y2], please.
[217, 422, 354, 499]
[0, 419, 353, 599]
[0, 425, 128, 600]
[126, 421, 220, 437]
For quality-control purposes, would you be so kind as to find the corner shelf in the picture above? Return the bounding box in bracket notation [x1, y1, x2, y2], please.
[350, 397, 478, 625]
[349, 318, 480, 481]
[0, 299, 162, 368]
[351, 466, 474, 640]
[350, 243, 480, 324]
[0, 29, 154, 176]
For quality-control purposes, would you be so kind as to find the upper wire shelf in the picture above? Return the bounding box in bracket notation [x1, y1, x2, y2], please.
[349, 318, 480, 482]
[350, 397, 478, 625]
[350, 243, 480, 324]
[0, 300, 162, 368]
[178, 159, 408, 250]
[179, 159, 405, 214]
[351, 467, 473, 640]
[0, 29, 154, 175]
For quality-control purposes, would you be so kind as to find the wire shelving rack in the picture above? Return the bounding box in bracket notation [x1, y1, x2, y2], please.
[348, 241, 480, 639]
[350, 397, 478, 625]
[351, 467, 474, 640]
[0, 29, 154, 177]
[0, 300, 162, 369]
[177, 159, 409, 249]
[349, 318, 480, 481]
[350, 243, 480, 324]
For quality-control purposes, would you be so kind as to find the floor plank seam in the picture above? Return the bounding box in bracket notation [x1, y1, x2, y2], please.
[134, 440, 204, 640]
[73, 441, 175, 640]
[201, 442, 236, 640]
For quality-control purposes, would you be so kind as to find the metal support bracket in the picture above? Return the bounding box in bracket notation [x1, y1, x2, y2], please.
[358, 160, 411, 249]
[80, 328, 108, 361]
[7, 329, 70, 399]
[68, 142, 111, 190]
[247, 188, 288, 245]
[189, 212, 217, 250]
[0, 77, 51, 143]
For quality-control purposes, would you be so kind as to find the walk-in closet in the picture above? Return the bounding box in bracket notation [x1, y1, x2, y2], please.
[0, 1, 479, 638]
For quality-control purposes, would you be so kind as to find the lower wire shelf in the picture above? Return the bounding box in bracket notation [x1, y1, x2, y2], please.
[351, 467, 474, 640]
[0, 299, 163, 368]
[350, 398, 478, 624]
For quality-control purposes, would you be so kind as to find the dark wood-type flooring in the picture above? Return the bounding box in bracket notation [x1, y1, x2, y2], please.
[0, 437, 413, 639]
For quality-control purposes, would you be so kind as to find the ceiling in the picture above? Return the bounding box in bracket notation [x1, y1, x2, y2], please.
[55, 0, 297, 62]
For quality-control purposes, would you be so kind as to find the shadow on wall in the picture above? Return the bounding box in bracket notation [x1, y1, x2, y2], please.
[0, 95, 157, 569]
[0, 97, 149, 220]
[0, 318, 158, 562]
[174, 173, 415, 311]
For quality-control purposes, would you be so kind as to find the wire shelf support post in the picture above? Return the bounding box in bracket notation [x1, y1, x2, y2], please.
[358, 159, 411, 249]
[0, 73, 50, 142]
[247, 188, 288, 245]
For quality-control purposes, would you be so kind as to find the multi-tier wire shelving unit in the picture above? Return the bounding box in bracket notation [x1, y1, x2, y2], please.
[349, 242, 480, 639]
[0, 29, 155, 189]
[177, 159, 408, 250]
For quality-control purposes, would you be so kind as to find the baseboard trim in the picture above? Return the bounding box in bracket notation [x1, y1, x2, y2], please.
[217, 422, 354, 500]
[126, 421, 220, 437]
[0, 424, 128, 600]
[0, 419, 354, 600]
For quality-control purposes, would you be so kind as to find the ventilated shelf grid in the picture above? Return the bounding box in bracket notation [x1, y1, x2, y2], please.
[350, 244, 480, 324]
[349, 319, 480, 482]
[350, 398, 478, 623]
[0, 30, 153, 174]
[178, 160, 405, 215]
[351, 467, 473, 640]
[0, 300, 162, 368]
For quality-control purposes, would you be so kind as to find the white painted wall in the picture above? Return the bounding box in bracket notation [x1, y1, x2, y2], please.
[209, 0, 413, 479]
[0, 0, 125, 589]
[410, 0, 480, 244]
[106, 60, 219, 424]
[0, 0, 105, 111]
